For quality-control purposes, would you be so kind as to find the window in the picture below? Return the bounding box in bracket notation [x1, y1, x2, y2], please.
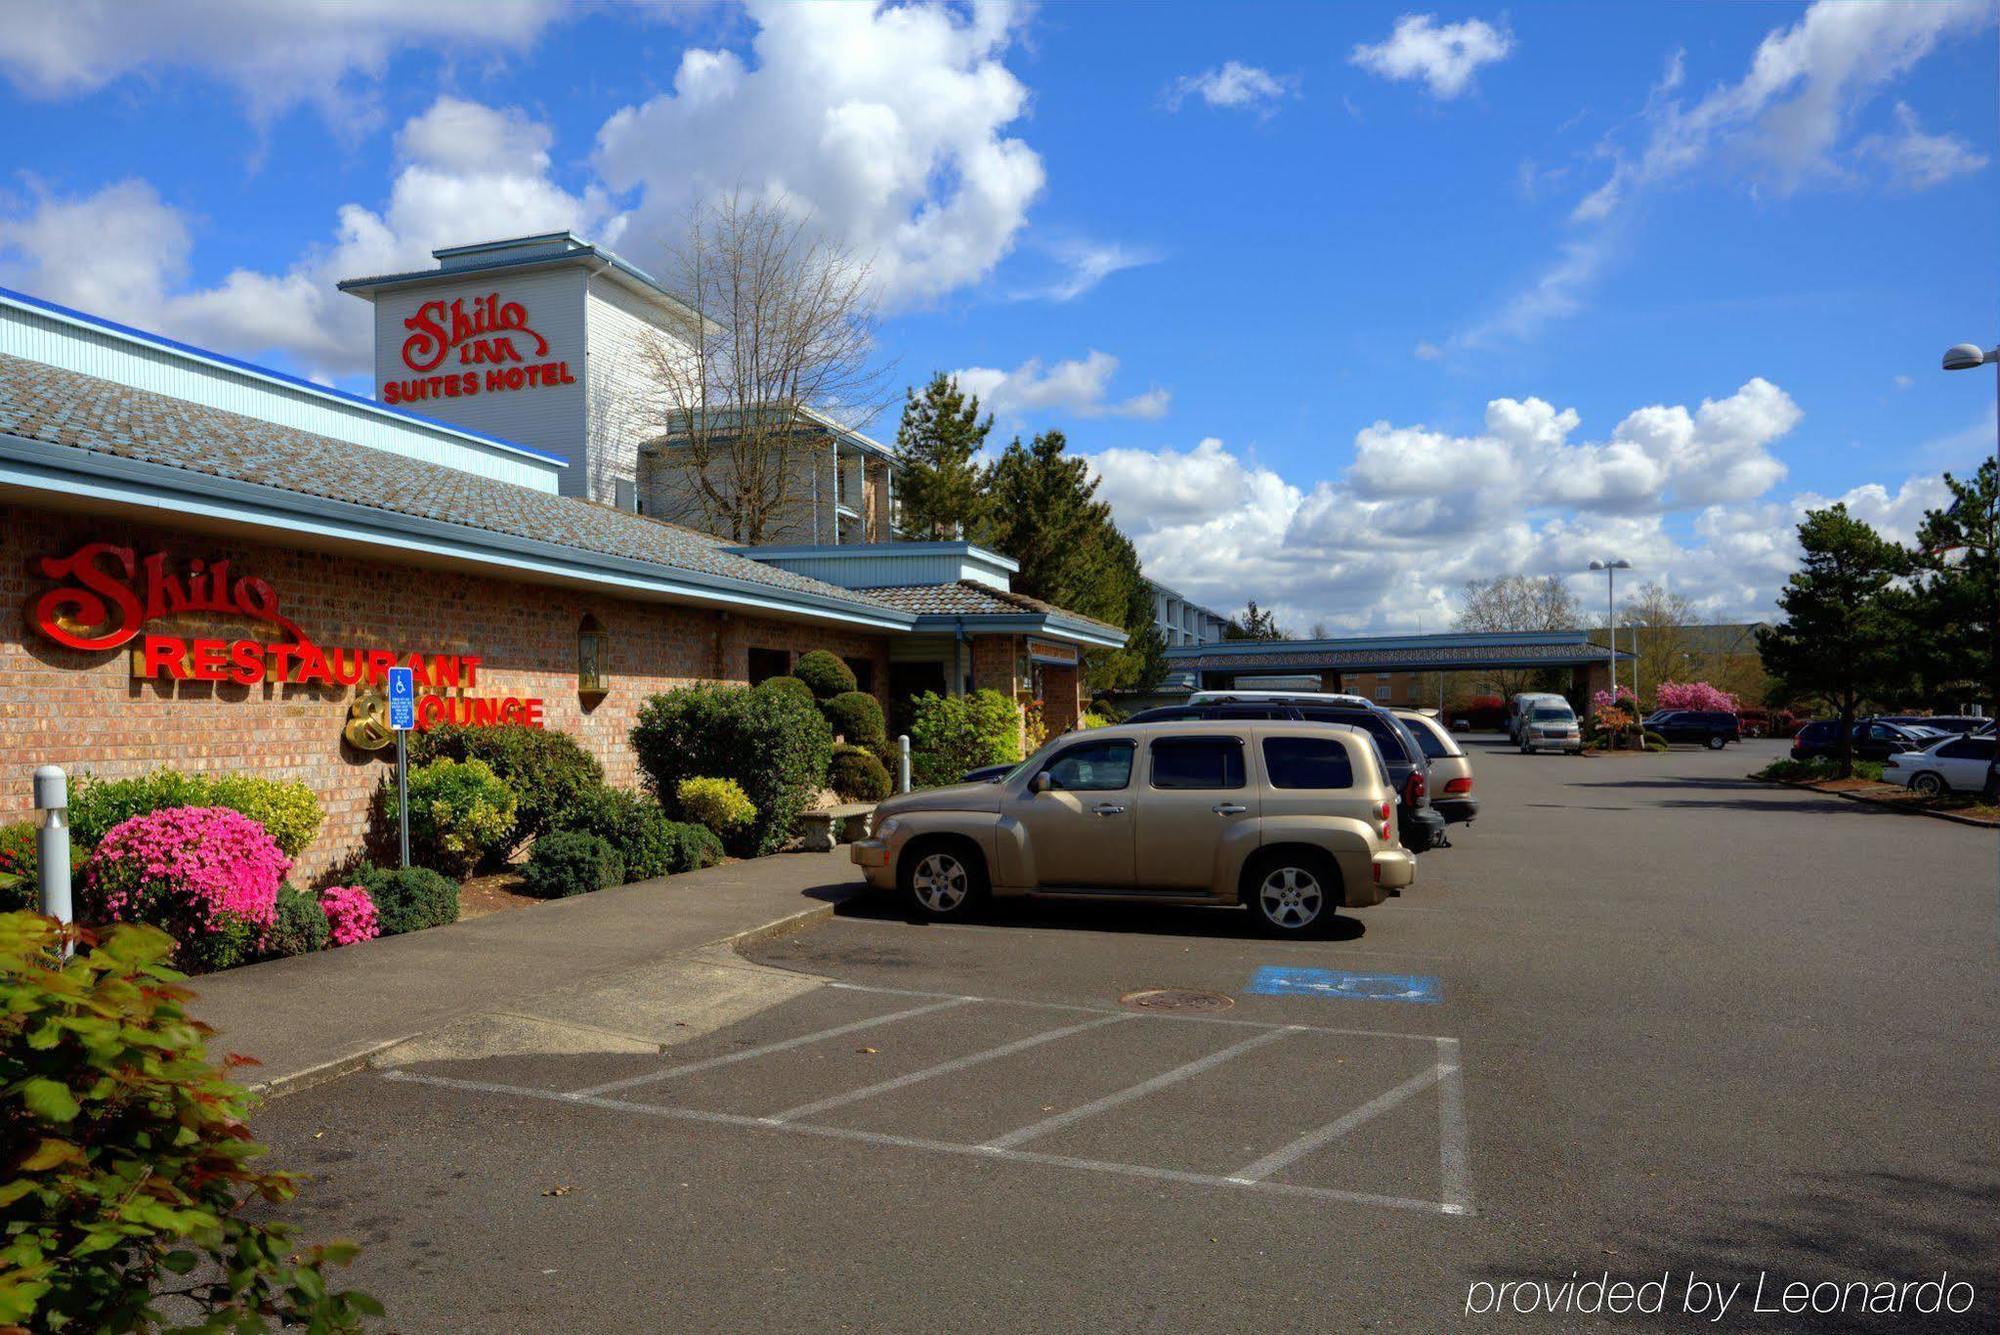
[747, 647, 789, 685]
[1374, 685, 1391, 702]
[1149, 737, 1247, 790]
[1939, 738, 1996, 761]
[843, 656, 875, 694]
[1040, 740, 1135, 791]
[1404, 720, 1455, 760]
[1263, 737, 1354, 790]
[1531, 707, 1574, 722]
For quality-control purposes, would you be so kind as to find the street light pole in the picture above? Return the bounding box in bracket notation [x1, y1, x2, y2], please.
[1941, 341, 2000, 801]
[1588, 558, 1631, 705]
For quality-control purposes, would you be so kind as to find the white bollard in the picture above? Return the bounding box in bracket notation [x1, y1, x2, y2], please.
[33, 766, 71, 952]
[898, 734, 912, 793]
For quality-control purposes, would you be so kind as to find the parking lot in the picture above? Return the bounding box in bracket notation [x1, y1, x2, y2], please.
[253, 738, 1999, 1330]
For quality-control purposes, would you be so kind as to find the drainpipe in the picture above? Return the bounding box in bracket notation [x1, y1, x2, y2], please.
[953, 617, 968, 696]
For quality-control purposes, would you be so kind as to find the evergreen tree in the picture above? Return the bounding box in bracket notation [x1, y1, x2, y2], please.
[1223, 600, 1287, 641]
[1756, 505, 1908, 777]
[892, 373, 992, 539]
[1907, 459, 1998, 793]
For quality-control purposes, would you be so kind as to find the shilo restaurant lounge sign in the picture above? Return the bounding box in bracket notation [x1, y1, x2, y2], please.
[383, 292, 576, 406]
[31, 543, 545, 749]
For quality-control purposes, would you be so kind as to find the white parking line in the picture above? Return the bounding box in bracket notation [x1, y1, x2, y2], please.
[765, 1011, 1138, 1124]
[981, 1027, 1295, 1151]
[568, 997, 972, 1099]
[1227, 1064, 1445, 1184]
[1435, 1037, 1473, 1215]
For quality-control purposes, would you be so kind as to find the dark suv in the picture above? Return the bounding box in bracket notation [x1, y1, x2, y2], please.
[1791, 719, 1939, 762]
[1123, 694, 1448, 853]
[1643, 710, 1741, 749]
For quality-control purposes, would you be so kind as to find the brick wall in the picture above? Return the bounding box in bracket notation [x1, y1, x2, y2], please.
[0, 504, 890, 883]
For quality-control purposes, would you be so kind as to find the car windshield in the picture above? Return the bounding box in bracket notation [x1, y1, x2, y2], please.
[1532, 707, 1574, 722]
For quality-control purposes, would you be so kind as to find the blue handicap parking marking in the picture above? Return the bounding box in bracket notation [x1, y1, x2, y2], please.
[1245, 966, 1442, 1005]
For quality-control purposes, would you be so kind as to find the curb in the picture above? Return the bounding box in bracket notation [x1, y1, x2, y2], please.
[1752, 775, 2000, 829]
[247, 890, 853, 1104]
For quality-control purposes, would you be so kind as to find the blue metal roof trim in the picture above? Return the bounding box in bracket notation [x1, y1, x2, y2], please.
[0, 284, 569, 468]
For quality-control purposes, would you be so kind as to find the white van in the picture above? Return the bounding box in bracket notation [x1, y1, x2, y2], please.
[1505, 692, 1569, 742]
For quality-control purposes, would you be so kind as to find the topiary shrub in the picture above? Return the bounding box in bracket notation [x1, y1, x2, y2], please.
[830, 744, 893, 802]
[676, 777, 758, 837]
[632, 682, 834, 856]
[755, 675, 816, 709]
[909, 689, 1023, 788]
[354, 864, 459, 936]
[375, 758, 516, 878]
[792, 649, 856, 700]
[70, 770, 322, 859]
[82, 808, 290, 973]
[522, 831, 624, 899]
[0, 913, 381, 1332]
[263, 884, 330, 958]
[408, 724, 603, 859]
[822, 690, 885, 745]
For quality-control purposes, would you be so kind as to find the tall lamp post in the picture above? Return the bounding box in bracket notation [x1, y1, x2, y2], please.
[1588, 559, 1631, 707]
[1941, 342, 1999, 801]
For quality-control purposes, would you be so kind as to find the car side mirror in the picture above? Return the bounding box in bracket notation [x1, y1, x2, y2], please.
[1029, 772, 1052, 794]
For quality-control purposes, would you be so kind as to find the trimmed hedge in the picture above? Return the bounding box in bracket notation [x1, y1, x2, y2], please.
[632, 682, 834, 856]
[830, 744, 893, 802]
[409, 724, 603, 858]
[522, 831, 624, 899]
[265, 884, 330, 958]
[70, 770, 323, 859]
[793, 650, 856, 700]
[909, 689, 1022, 788]
[355, 864, 460, 936]
[756, 675, 816, 709]
[823, 690, 885, 745]
[375, 758, 515, 878]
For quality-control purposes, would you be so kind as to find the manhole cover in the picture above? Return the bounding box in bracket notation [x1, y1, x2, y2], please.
[1119, 988, 1234, 1013]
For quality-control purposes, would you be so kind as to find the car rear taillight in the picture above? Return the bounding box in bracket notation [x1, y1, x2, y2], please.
[1403, 771, 1425, 805]
[1443, 776, 1473, 794]
[1377, 799, 1392, 840]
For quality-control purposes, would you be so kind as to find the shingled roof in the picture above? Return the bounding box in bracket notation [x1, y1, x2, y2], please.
[0, 352, 897, 616]
[858, 581, 1127, 639]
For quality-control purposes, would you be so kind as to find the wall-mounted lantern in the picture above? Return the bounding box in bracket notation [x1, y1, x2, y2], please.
[577, 614, 609, 701]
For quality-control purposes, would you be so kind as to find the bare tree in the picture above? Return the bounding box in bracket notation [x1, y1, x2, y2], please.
[1454, 574, 1583, 697]
[640, 193, 890, 544]
[1617, 580, 1698, 702]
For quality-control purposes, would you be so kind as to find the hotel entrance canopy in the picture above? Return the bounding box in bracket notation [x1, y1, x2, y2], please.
[1163, 630, 1631, 689]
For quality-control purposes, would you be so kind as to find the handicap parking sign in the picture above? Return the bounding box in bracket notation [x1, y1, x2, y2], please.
[387, 666, 415, 732]
[1245, 966, 1441, 1004]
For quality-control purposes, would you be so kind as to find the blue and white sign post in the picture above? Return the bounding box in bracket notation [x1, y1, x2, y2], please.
[387, 667, 415, 869]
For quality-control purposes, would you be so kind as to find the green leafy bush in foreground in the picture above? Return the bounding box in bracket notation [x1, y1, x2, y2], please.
[375, 758, 516, 879]
[521, 831, 624, 900]
[0, 912, 379, 1331]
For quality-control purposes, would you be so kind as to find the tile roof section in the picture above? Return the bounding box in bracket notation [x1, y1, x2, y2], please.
[0, 352, 894, 613]
[858, 581, 1127, 637]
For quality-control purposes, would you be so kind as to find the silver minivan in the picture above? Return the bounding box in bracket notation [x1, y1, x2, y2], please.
[1518, 700, 1584, 754]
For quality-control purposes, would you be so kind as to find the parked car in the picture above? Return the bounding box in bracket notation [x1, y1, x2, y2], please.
[851, 719, 1416, 934]
[1875, 715, 1991, 737]
[1642, 709, 1741, 749]
[962, 762, 1012, 783]
[1505, 692, 1568, 742]
[1882, 734, 1998, 796]
[1393, 708, 1477, 824]
[1790, 719, 1941, 762]
[1518, 700, 1583, 754]
[1127, 691, 1447, 853]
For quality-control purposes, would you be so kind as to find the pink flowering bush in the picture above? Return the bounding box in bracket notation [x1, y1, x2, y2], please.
[84, 806, 290, 972]
[1654, 680, 1739, 713]
[1590, 686, 1637, 712]
[318, 884, 381, 946]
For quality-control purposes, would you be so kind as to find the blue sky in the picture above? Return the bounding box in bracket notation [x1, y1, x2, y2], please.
[0, 0, 1992, 631]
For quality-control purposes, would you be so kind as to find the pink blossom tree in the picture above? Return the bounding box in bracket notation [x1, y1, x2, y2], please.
[1653, 680, 1739, 713]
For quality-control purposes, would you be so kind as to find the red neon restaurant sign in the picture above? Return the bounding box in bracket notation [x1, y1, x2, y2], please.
[31, 543, 544, 731]
[384, 292, 575, 407]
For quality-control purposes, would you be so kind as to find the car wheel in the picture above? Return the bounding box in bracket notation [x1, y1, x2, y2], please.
[1248, 853, 1336, 935]
[1706, 735, 1726, 750]
[1911, 771, 1948, 799]
[899, 842, 987, 920]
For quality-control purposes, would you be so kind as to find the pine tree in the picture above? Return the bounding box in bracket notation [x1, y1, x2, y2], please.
[892, 373, 992, 540]
[1907, 459, 1998, 793]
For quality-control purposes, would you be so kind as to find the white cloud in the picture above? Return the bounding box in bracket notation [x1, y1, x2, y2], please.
[1166, 61, 1293, 114]
[0, 95, 607, 377]
[1083, 378, 1833, 632]
[0, 0, 569, 124]
[594, 0, 1044, 310]
[1010, 239, 1161, 303]
[1350, 14, 1513, 100]
[1854, 102, 1989, 191]
[953, 350, 1171, 421]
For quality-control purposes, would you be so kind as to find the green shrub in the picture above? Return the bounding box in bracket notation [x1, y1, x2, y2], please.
[354, 864, 460, 936]
[823, 690, 886, 744]
[0, 913, 380, 1331]
[669, 822, 726, 872]
[554, 786, 668, 880]
[632, 682, 835, 856]
[792, 650, 856, 700]
[376, 758, 516, 878]
[829, 744, 893, 802]
[408, 724, 603, 858]
[521, 831, 624, 899]
[1078, 711, 1114, 730]
[264, 884, 330, 957]
[676, 777, 758, 836]
[909, 689, 1023, 788]
[70, 770, 323, 859]
[1753, 757, 1885, 783]
[755, 675, 816, 709]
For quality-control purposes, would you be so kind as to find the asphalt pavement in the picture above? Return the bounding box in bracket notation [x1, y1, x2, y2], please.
[249, 739, 1999, 1331]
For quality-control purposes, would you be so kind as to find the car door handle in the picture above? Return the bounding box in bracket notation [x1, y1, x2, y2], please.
[1092, 802, 1126, 816]
[1212, 803, 1248, 816]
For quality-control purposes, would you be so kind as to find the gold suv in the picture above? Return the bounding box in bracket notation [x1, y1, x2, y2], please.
[850, 720, 1416, 935]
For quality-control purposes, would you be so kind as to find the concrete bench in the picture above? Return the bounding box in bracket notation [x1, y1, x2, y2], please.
[798, 802, 876, 852]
